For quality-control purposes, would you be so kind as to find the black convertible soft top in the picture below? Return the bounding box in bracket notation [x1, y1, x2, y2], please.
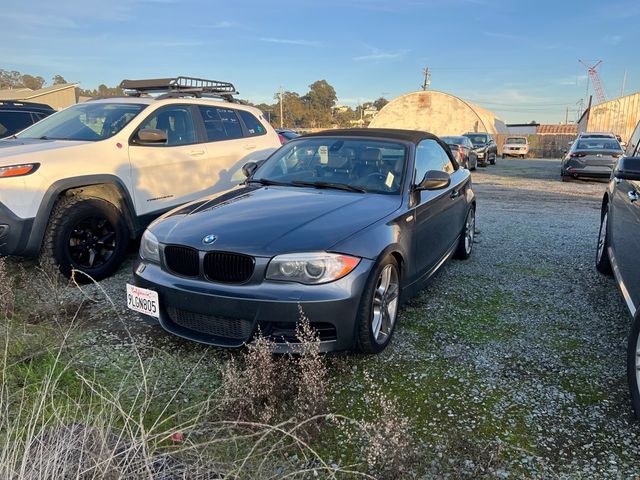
[303, 128, 440, 145]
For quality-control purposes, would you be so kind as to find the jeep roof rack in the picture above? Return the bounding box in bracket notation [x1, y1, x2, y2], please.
[119, 76, 239, 102]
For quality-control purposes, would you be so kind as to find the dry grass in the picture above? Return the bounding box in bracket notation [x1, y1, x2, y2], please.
[1, 261, 410, 478]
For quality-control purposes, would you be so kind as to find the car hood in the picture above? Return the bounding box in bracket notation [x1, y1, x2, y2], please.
[150, 185, 403, 257]
[0, 138, 92, 164]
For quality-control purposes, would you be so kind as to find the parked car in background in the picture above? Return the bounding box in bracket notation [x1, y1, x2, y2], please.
[595, 120, 640, 417]
[0, 100, 55, 139]
[463, 132, 497, 166]
[276, 128, 300, 144]
[561, 136, 623, 182]
[441, 135, 478, 170]
[129, 128, 476, 354]
[502, 136, 529, 159]
[0, 76, 281, 281]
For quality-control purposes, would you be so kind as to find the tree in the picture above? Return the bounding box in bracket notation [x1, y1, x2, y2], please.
[302, 80, 337, 127]
[373, 97, 389, 111]
[333, 106, 356, 128]
[20, 74, 45, 90]
[52, 75, 68, 85]
[0, 70, 22, 89]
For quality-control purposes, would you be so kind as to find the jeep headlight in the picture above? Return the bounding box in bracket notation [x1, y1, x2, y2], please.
[140, 230, 160, 263]
[266, 252, 360, 285]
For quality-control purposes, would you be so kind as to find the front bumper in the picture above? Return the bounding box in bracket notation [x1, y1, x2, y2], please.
[0, 201, 34, 256]
[132, 257, 374, 352]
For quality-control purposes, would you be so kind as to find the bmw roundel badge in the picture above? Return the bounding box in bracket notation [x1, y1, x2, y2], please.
[202, 234, 217, 245]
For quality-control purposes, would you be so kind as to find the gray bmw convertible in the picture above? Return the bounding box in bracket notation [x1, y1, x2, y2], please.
[128, 129, 476, 353]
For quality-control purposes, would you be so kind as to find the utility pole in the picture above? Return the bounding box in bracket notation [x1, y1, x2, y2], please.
[565, 106, 569, 124]
[621, 69, 628, 97]
[279, 86, 284, 129]
[421, 68, 431, 91]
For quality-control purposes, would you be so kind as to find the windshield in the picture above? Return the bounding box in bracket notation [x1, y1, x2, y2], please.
[441, 136, 466, 145]
[464, 134, 488, 146]
[575, 139, 622, 151]
[253, 137, 407, 194]
[16, 102, 147, 141]
[505, 137, 526, 145]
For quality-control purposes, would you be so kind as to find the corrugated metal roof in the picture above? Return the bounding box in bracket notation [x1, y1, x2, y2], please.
[537, 124, 577, 135]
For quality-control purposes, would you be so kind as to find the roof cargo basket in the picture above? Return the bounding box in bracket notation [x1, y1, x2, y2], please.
[119, 76, 239, 101]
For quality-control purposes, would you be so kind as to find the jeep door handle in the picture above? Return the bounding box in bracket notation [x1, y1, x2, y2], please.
[629, 190, 639, 203]
[188, 149, 206, 156]
[450, 190, 460, 199]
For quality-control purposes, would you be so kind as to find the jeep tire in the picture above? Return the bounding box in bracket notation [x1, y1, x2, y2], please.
[40, 195, 129, 282]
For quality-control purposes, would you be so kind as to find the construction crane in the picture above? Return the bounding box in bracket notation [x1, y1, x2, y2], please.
[579, 60, 607, 104]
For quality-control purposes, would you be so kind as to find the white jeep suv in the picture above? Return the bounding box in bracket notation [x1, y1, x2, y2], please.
[0, 77, 281, 280]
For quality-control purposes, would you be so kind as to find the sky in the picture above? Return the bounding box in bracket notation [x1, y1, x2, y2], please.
[0, 0, 637, 124]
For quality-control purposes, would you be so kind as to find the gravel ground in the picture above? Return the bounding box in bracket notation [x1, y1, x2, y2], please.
[7, 158, 640, 478]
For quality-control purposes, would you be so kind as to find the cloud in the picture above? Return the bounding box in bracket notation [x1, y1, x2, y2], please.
[259, 37, 321, 47]
[558, 74, 588, 86]
[605, 34, 623, 45]
[210, 21, 237, 28]
[0, 12, 79, 29]
[482, 31, 518, 40]
[353, 46, 408, 61]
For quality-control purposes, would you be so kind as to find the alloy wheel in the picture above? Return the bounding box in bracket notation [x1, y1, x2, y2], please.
[67, 216, 117, 270]
[597, 212, 608, 264]
[464, 209, 476, 254]
[371, 264, 399, 344]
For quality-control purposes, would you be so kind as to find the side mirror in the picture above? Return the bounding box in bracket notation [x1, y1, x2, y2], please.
[136, 128, 167, 144]
[615, 157, 640, 181]
[416, 170, 451, 191]
[242, 161, 259, 178]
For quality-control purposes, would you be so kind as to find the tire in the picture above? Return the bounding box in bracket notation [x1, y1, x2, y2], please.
[561, 175, 569, 182]
[595, 209, 612, 275]
[454, 207, 475, 260]
[40, 195, 129, 282]
[355, 255, 400, 354]
[627, 311, 640, 420]
[502, 154, 505, 159]
[489, 153, 496, 165]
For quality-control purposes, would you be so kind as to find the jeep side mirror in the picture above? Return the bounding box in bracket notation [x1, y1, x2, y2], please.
[136, 128, 167, 144]
[615, 157, 640, 181]
[242, 161, 259, 178]
[416, 170, 451, 191]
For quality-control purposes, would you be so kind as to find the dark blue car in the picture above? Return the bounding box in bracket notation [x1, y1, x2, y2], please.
[128, 129, 476, 353]
[596, 121, 640, 416]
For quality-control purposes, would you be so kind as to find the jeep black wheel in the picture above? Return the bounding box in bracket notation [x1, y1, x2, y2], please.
[40, 196, 129, 282]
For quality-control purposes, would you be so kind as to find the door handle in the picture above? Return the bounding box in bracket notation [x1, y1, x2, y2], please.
[245, 143, 256, 150]
[450, 190, 460, 199]
[629, 190, 639, 203]
[188, 149, 205, 156]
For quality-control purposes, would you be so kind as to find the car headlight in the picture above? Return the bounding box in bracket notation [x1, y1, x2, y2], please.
[265, 252, 361, 285]
[140, 230, 160, 263]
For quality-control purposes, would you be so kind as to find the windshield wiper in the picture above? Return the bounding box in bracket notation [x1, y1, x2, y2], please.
[291, 180, 366, 193]
[245, 178, 291, 187]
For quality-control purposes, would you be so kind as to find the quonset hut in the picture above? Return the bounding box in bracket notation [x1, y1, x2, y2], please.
[369, 90, 508, 136]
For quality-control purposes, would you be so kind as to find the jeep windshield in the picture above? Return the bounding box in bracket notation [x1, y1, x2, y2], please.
[16, 103, 147, 141]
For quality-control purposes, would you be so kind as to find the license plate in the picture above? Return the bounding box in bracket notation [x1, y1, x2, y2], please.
[126, 284, 159, 318]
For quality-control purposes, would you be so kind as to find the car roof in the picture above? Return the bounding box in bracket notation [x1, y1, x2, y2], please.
[302, 128, 441, 144]
[463, 132, 489, 136]
[84, 96, 265, 114]
[0, 100, 55, 112]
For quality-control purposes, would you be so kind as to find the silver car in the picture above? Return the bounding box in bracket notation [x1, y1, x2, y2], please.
[561, 137, 624, 182]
